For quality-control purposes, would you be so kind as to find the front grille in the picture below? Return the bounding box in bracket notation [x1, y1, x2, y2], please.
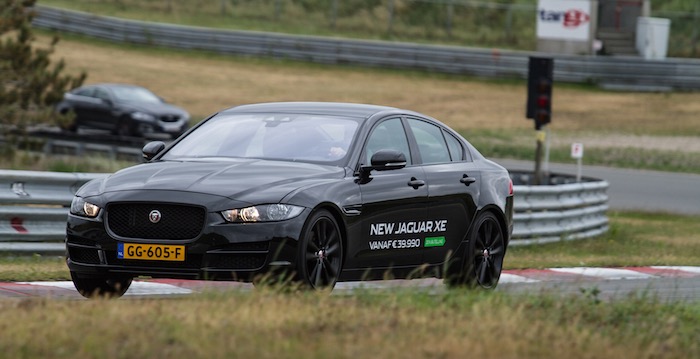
[106, 203, 206, 240]
[222, 242, 270, 251]
[69, 247, 101, 264]
[67, 236, 96, 247]
[204, 253, 267, 270]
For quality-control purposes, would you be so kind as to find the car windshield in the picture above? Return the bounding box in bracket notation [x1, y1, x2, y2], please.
[162, 113, 361, 164]
[111, 86, 162, 104]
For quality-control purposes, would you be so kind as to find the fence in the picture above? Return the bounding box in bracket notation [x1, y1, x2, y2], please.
[0, 169, 608, 254]
[0, 170, 107, 254]
[510, 171, 609, 245]
[31, 5, 700, 90]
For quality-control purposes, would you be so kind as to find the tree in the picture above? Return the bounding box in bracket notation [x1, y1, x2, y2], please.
[0, 0, 86, 154]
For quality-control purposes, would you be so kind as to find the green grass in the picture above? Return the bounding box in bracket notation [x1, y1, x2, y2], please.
[2, 211, 699, 358]
[507, 211, 700, 269]
[0, 289, 697, 358]
[0, 255, 67, 282]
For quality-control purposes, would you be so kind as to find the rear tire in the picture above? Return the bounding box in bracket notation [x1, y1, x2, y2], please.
[445, 211, 505, 289]
[70, 271, 132, 299]
[295, 209, 343, 290]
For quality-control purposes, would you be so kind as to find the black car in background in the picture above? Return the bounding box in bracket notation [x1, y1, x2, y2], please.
[56, 83, 190, 138]
[66, 102, 514, 298]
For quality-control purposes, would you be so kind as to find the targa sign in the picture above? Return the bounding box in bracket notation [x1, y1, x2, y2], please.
[537, 0, 591, 41]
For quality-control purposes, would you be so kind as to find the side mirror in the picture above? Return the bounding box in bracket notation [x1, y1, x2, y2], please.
[361, 149, 407, 175]
[142, 141, 166, 161]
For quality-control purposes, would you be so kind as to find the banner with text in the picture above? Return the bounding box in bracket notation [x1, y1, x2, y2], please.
[537, 0, 592, 41]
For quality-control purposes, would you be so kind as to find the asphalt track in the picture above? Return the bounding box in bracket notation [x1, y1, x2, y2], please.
[498, 159, 700, 215]
[3, 266, 699, 301]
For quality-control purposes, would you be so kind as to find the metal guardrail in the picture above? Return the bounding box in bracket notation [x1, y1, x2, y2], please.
[31, 5, 700, 90]
[0, 169, 607, 254]
[510, 171, 609, 245]
[0, 170, 107, 254]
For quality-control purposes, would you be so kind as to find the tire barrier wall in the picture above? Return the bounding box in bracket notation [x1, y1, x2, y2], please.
[1, 169, 608, 254]
[32, 5, 700, 91]
[510, 171, 609, 246]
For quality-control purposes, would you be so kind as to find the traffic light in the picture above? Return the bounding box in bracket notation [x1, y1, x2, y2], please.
[526, 57, 554, 130]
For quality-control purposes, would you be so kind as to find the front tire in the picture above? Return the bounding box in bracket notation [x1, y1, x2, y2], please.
[445, 212, 506, 289]
[296, 209, 343, 290]
[70, 271, 132, 299]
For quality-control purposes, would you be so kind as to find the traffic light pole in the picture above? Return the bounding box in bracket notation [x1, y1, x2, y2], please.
[526, 56, 553, 186]
[534, 128, 546, 185]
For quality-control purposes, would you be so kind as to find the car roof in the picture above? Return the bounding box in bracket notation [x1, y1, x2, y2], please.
[80, 83, 146, 91]
[220, 102, 403, 119]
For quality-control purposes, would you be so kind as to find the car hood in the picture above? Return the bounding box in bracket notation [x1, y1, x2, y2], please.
[80, 159, 345, 204]
[119, 101, 188, 116]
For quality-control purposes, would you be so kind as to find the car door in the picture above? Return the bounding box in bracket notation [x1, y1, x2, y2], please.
[69, 87, 100, 126]
[350, 117, 428, 270]
[405, 117, 479, 266]
[91, 87, 117, 130]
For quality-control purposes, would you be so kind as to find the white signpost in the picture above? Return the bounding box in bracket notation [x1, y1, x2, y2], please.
[571, 142, 584, 182]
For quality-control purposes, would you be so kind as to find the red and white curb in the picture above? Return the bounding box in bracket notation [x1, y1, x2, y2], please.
[500, 266, 700, 283]
[1, 267, 699, 297]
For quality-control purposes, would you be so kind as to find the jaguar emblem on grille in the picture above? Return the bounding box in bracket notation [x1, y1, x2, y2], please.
[149, 210, 162, 224]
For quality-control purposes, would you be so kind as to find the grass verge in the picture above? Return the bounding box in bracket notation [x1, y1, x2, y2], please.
[0, 288, 698, 358]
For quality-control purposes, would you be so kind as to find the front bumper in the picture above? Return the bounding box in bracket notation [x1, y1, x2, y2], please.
[66, 211, 306, 281]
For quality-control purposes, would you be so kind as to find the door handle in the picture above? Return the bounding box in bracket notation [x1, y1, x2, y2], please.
[407, 177, 425, 189]
[460, 174, 476, 186]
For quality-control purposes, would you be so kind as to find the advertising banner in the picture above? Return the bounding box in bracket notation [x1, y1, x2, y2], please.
[537, 0, 592, 41]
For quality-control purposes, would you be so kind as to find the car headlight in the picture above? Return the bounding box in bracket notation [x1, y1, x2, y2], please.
[131, 111, 156, 121]
[70, 197, 101, 218]
[221, 204, 304, 223]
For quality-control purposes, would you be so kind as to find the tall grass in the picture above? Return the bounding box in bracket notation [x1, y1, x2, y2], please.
[0, 289, 697, 358]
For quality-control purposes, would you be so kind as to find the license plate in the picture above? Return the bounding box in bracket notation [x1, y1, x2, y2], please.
[117, 243, 185, 261]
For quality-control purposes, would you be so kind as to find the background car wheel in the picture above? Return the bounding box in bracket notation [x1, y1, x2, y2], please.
[296, 209, 343, 290]
[445, 211, 505, 289]
[70, 271, 132, 299]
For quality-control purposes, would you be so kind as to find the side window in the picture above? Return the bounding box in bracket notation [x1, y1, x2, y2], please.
[364, 118, 412, 165]
[74, 87, 95, 97]
[407, 119, 450, 164]
[443, 130, 465, 161]
[94, 88, 111, 102]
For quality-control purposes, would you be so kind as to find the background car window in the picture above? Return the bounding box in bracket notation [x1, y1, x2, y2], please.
[74, 87, 95, 97]
[407, 119, 450, 164]
[111, 86, 162, 104]
[94, 88, 111, 102]
[443, 130, 465, 161]
[364, 118, 411, 165]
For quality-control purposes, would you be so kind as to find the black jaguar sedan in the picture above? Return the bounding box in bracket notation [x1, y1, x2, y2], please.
[56, 83, 190, 138]
[66, 102, 513, 298]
